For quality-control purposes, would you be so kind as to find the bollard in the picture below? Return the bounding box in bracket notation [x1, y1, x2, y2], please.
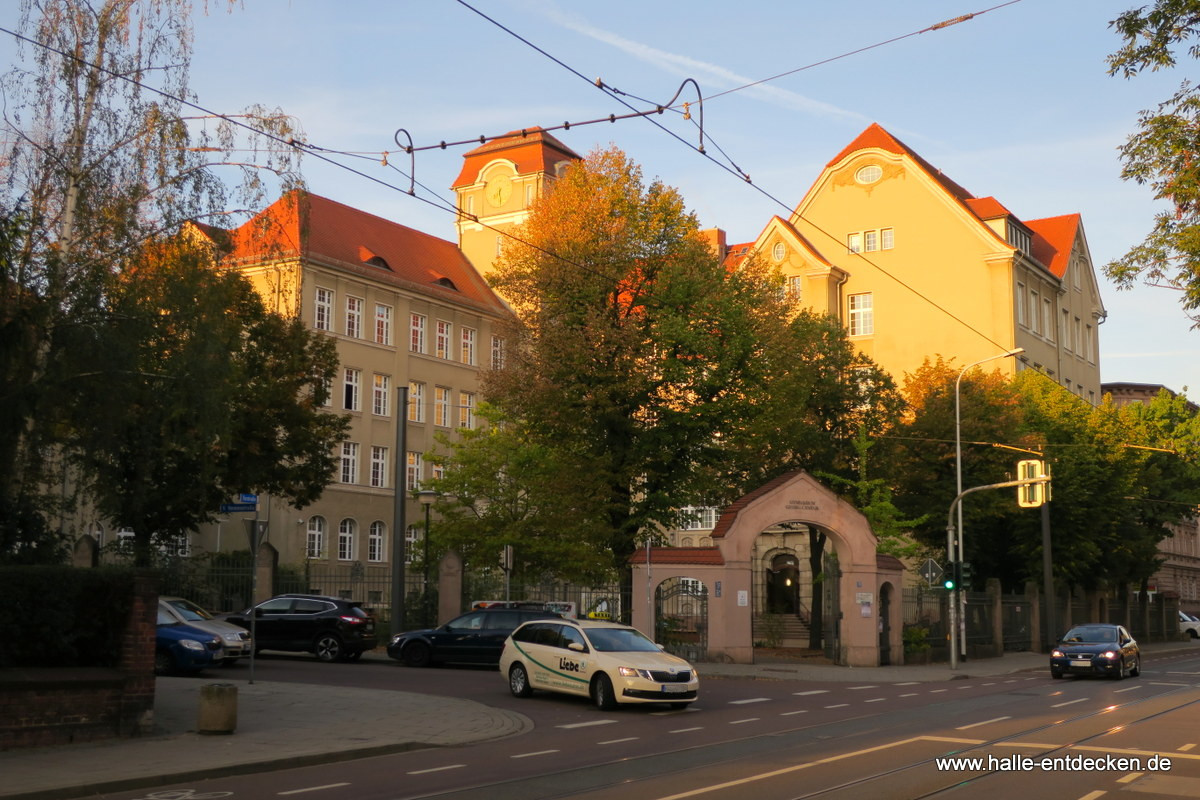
[197, 682, 237, 735]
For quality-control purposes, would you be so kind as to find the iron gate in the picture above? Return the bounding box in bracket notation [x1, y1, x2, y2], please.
[655, 576, 708, 663]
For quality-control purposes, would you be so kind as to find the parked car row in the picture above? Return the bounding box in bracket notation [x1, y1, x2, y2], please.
[1180, 610, 1200, 639]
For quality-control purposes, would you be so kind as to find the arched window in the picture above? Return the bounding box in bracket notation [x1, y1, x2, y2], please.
[338, 519, 357, 561]
[306, 516, 325, 559]
[368, 521, 386, 562]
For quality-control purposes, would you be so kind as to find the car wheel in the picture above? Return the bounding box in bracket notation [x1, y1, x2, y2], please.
[592, 673, 617, 711]
[509, 663, 533, 698]
[1050, 669, 1062, 679]
[1130, 656, 1140, 677]
[1189, 629, 1198, 639]
[314, 633, 344, 662]
[1113, 659, 1126, 680]
[154, 650, 174, 676]
[401, 641, 432, 668]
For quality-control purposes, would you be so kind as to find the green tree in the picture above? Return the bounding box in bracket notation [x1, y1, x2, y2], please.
[1107, 0, 1200, 323]
[427, 407, 613, 585]
[65, 240, 346, 567]
[484, 147, 802, 591]
[0, 0, 304, 557]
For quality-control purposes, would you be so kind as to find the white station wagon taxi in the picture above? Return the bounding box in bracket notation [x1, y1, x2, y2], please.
[499, 618, 698, 710]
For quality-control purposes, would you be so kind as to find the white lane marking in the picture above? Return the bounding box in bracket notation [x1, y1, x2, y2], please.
[730, 718, 760, 725]
[893, 682, 919, 686]
[558, 719, 618, 728]
[279, 784, 352, 794]
[900, 693, 918, 697]
[864, 698, 885, 703]
[982, 682, 996, 686]
[957, 686, 972, 690]
[1113, 686, 1143, 693]
[794, 690, 828, 696]
[730, 697, 770, 705]
[1051, 698, 1087, 708]
[824, 703, 849, 709]
[780, 710, 808, 716]
[599, 737, 639, 745]
[847, 685, 878, 690]
[956, 716, 1012, 730]
[670, 727, 703, 733]
[929, 689, 948, 693]
[406, 765, 465, 776]
[511, 750, 560, 759]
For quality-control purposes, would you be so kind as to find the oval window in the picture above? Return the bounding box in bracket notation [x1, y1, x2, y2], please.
[855, 165, 882, 184]
[772, 242, 786, 262]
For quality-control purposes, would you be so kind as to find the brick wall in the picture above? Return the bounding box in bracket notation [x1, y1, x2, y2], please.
[0, 572, 157, 749]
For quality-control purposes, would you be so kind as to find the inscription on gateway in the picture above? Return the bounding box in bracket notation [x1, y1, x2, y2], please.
[785, 498, 821, 513]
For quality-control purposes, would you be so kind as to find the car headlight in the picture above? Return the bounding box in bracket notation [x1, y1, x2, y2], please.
[180, 639, 205, 651]
[1051, 649, 1064, 658]
[1103, 650, 1118, 659]
[617, 666, 653, 680]
[390, 634, 405, 646]
[223, 633, 242, 643]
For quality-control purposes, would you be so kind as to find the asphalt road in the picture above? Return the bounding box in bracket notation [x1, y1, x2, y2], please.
[96, 648, 1200, 800]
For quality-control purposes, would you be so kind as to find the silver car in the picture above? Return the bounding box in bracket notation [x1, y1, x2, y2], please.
[159, 596, 253, 665]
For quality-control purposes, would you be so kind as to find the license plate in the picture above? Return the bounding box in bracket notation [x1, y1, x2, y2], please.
[1070, 660, 1091, 667]
[662, 684, 689, 693]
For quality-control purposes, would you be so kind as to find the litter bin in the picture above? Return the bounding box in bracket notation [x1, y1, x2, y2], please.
[198, 682, 237, 735]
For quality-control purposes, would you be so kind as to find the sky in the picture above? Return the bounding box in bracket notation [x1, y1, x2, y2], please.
[4, 0, 1198, 396]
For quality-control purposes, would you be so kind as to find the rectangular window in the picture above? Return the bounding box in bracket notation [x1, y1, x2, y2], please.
[345, 296, 363, 338]
[338, 521, 355, 561]
[461, 327, 477, 365]
[1073, 317, 1082, 357]
[370, 445, 388, 488]
[863, 230, 878, 252]
[459, 391, 476, 429]
[1061, 309, 1071, 351]
[375, 303, 392, 345]
[410, 313, 426, 353]
[1085, 324, 1094, 363]
[406, 451, 423, 492]
[491, 336, 506, 370]
[1016, 282, 1026, 327]
[1043, 298, 1054, 342]
[881, 227, 894, 249]
[679, 506, 719, 530]
[434, 387, 450, 427]
[367, 522, 384, 562]
[315, 288, 333, 331]
[847, 233, 862, 254]
[372, 374, 390, 416]
[1030, 290, 1040, 333]
[431, 462, 445, 482]
[408, 381, 425, 422]
[306, 519, 324, 559]
[405, 525, 419, 565]
[340, 442, 358, 484]
[848, 293, 874, 336]
[343, 368, 361, 411]
[436, 320, 452, 359]
[786, 275, 802, 301]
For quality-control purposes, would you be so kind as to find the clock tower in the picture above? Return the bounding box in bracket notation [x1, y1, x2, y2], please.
[452, 127, 580, 283]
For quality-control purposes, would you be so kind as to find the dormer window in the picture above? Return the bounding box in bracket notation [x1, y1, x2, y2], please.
[1008, 223, 1031, 255]
[365, 255, 391, 270]
[433, 277, 458, 291]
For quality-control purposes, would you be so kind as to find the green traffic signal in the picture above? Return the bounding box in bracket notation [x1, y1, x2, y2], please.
[943, 576, 955, 590]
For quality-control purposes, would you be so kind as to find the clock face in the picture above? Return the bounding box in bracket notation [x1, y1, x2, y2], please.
[485, 175, 513, 207]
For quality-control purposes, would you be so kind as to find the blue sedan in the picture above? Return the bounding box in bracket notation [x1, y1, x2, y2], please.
[156, 606, 224, 674]
[1050, 623, 1140, 680]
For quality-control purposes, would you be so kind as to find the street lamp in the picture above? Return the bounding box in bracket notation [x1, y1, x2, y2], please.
[417, 489, 439, 626]
[950, 346, 1024, 670]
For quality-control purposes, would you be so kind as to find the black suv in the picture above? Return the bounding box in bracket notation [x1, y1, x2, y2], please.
[227, 594, 377, 662]
[388, 607, 561, 667]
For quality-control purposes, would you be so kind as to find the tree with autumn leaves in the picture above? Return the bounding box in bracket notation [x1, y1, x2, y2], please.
[429, 147, 901, 590]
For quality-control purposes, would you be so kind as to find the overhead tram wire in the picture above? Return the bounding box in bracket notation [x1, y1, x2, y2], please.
[0, 24, 619, 285]
[453, 1, 1021, 356]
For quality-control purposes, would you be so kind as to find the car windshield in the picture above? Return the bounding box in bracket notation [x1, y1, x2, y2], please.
[167, 599, 212, 621]
[584, 627, 660, 653]
[1062, 626, 1118, 643]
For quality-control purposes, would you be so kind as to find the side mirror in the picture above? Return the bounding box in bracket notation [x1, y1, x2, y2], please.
[567, 642, 585, 652]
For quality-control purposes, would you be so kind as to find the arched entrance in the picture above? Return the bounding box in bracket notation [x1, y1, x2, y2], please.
[765, 553, 800, 614]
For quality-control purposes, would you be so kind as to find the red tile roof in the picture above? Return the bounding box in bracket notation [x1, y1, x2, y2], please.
[452, 127, 581, 188]
[710, 470, 802, 539]
[628, 547, 725, 566]
[964, 196, 1014, 221]
[214, 191, 508, 313]
[1025, 214, 1080, 279]
[828, 123, 975, 203]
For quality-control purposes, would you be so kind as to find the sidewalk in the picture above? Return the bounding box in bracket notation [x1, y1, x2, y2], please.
[2, 642, 1193, 800]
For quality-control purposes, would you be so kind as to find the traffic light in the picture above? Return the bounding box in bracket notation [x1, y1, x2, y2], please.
[1017, 459, 1047, 507]
[960, 561, 972, 588]
[943, 561, 960, 591]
